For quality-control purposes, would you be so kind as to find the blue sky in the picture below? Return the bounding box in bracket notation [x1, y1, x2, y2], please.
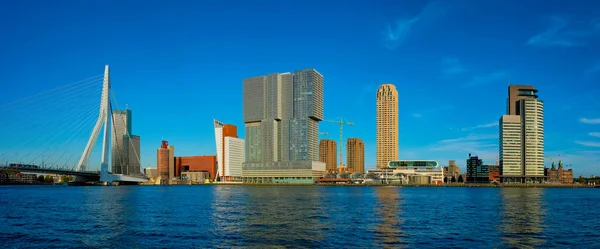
[1, 0, 599, 175]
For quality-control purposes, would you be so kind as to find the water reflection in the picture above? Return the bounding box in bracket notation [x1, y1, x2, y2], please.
[215, 186, 326, 248]
[373, 187, 406, 248]
[499, 188, 546, 248]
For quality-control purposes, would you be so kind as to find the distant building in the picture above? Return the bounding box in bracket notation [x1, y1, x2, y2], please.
[123, 135, 141, 175]
[347, 138, 365, 174]
[182, 171, 210, 183]
[466, 154, 490, 183]
[376, 84, 398, 169]
[112, 109, 131, 174]
[112, 108, 141, 176]
[546, 161, 573, 184]
[144, 168, 157, 179]
[319, 139, 337, 173]
[214, 120, 245, 180]
[489, 165, 500, 182]
[156, 140, 174, 184]
[443, 160, 460, 182]
[175, 156, 217, 180]
[499, 85, 544, 183]
[366, 160, 443, 184]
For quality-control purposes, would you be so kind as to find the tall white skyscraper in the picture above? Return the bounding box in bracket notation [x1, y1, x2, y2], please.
[499, 85, 544, 183]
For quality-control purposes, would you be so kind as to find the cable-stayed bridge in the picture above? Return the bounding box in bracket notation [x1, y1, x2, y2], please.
[0, 65, 147, 184]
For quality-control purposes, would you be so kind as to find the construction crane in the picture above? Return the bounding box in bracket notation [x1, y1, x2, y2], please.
[319, 132, 328, 137]
[323, 117, 354, 167]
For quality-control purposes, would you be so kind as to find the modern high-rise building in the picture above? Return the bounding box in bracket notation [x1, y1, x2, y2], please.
[376, 84, 398, 169]
[499, 85, 544, 183]
[346, 138, 364, 174]
[242, 69, 326, 184]
[214, 120, 245, 180]
[112, 108, 141, 176]
[319, 139, 337, 173]
[112, 109, 131, 174]
[123, 135, 141, 175]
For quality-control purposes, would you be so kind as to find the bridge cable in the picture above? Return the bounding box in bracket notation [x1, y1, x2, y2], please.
[0, 82, 102, 158]
[0, 74, 103, 110]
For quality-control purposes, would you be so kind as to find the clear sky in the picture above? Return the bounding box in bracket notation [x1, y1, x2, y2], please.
[1, 0, 599, 175]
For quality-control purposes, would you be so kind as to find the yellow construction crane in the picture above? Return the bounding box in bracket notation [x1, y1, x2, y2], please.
[323, 117, 354, 167]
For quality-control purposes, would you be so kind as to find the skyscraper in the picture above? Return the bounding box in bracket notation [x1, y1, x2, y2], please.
[112, 108, 141, 176]
[347, 138, 364, 174]
[112, 109, 131, 174]
[319, 139, 337, 173]
[376, 84, 398, 169]
[242, 69, 326, 184]
[123, 135, 140, 175]
[214, 120, 245, 180]
[499, 85, 544, 183]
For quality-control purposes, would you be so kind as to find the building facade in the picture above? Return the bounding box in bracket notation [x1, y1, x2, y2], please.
[466, 154, 490, 183]
[112, 108, 141, 176]
[546, 161, 573, 184]
[214, 120, 244, 180]
[489, 165, 500, 182]
[156, 140, 172, 184]
[175, 156, 217, 180]
[347, 138, 364, 174]
[499, 85, 544, 183]
[123, 135, 140, 175]
[224, 136, 244, 179]
[242, 69, 326, 184]
[319, 139, 337, 173]
[144, 167, 157, 179]
[443, 160, 461, 182]
[112, 109, 131, 174]
[367, 160, 443, 184]
[376, 84, 398, 169]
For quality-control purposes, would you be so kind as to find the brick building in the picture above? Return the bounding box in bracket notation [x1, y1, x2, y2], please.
[175, 156, 217, 179]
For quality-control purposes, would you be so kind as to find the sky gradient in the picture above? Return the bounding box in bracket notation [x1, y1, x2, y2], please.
[1, 0, 599, 175]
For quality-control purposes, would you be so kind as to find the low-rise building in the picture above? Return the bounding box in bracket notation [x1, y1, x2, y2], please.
[176, 156, 217, 180]
[144, 168, 157, 179]
[489, 165, 500, 182]
[181, 171, 210, 183]
[365, 160, 443, 184]
[443, 160, 461, 182]
[546, 161, 573, 184]
[466, 154, 490, 183]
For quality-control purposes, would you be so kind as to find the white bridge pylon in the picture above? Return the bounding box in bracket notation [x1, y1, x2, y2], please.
[75, 65, 146, 183]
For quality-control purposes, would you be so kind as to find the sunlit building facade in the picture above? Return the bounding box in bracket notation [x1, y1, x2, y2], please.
[376, 84, 398, 169]
[242, 69, 326, 184]
[500, 85, 544, 183]
[319, 139, 337, 173]
[347, 138, 364, 174]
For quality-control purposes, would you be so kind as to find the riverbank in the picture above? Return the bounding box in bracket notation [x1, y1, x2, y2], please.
[193, 182, 597, 188]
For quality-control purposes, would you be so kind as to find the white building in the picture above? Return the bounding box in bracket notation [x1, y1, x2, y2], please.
[214, 119, 245, 179]
[366, 160, 443, 184]
[225, 137, 244, 177]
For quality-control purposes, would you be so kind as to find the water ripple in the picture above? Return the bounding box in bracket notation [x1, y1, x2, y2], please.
[1, 186, 599, 248]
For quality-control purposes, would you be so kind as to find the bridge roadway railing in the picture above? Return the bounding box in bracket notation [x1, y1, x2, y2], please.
[0, 165, 99, 177]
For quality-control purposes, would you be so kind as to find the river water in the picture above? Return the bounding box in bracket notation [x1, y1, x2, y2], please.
[1, 185, 599, 248]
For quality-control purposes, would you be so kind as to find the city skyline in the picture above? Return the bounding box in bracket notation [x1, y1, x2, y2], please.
[1, 1, 599, 176]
